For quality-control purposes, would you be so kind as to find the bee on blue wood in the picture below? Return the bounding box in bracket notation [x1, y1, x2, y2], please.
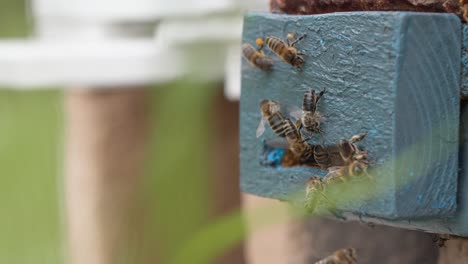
[314, 248, 357, 264]
[312, 144, 334, 170]
[258, 99, 319, 165]
[242, 39, 274, 71]
[292, 88, 327, 135]
[282, 119, 315, 164]
[257, 99, 305, 138]
[265, 33, 306, 67]
[257, 99, 288, 138]
[323, 132, 371, 184]
[305, 133, 371, 217]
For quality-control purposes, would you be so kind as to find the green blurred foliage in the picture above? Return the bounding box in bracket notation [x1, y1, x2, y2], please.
[144, 82, 218, 263]
[0, 90, 63, 263]
[0, 0, 30, 37]
[0, 1, 63, 263]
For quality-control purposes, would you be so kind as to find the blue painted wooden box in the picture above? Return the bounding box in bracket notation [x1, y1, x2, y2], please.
[240, 12, 464, 235]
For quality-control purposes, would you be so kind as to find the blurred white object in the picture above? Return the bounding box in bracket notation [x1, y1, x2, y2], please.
[225, 44, 242, 101]
[0, 0, 269, 99]
[0, 40, 181, 88]
[34, 0, 242, 20]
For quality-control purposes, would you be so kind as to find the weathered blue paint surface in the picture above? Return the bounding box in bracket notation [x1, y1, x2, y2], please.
[351, 105, 468, 236]
[240, 12, 460, 223]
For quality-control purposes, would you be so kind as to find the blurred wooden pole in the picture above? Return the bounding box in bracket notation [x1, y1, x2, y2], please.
[64, 89, 149, 264]
[211, 89, 246, 264]
[64, 87, 247, 264]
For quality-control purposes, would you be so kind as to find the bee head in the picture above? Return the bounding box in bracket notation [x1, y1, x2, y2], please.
[259, 100, 271, 114]
[259, 100, 280, 115]
[291, 56, 304, 67]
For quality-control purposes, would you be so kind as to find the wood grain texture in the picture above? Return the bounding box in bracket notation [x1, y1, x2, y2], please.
[240, 12, 460, 229]
[210, 90, 246, 264]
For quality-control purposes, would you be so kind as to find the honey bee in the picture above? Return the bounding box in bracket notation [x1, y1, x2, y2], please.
[295, 88, 327, 134]
[242, 43, 274, 71]
[323, 133, 370, 184]
[312, 144, 333, 170]
[305, 176, 326, 213]
[257, 100, 288, 138]
[282, 119, 315, 163]
[305, 176, 345, 219]
[258, 102, 316, 164]
[265, 33, 306, 67]
[315, 248, 357, 264]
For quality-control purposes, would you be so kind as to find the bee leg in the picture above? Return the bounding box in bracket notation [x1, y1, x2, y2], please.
[318, 87, 327, 98]
[295, 119, 303, 130]
[290, 34, 307, 47]
[338, 139, 354, 162]
[257, 44, 264, 51]
[286, 32, 296, 46]
[350, 132, 368, 143]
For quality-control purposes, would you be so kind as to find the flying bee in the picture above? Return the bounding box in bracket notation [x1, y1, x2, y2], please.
[295, 88, 327, 134]
[242, 42, 274, 71]
[265, 33, 306, 67]
[315, 248, 358, 264]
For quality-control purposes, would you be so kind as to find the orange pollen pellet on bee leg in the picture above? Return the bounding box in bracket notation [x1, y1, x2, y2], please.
[255, 38, 264, 46]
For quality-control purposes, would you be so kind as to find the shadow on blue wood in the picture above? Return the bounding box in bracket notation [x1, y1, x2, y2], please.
[240, 12, 462, 234]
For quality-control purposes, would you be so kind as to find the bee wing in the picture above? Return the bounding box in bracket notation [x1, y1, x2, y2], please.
[256, 118, 266, 138]
[264, 138, 290, 149]
[289, 109, 302, 121]
[327, 166, 343, 173]
[279, 103, 302, 121]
